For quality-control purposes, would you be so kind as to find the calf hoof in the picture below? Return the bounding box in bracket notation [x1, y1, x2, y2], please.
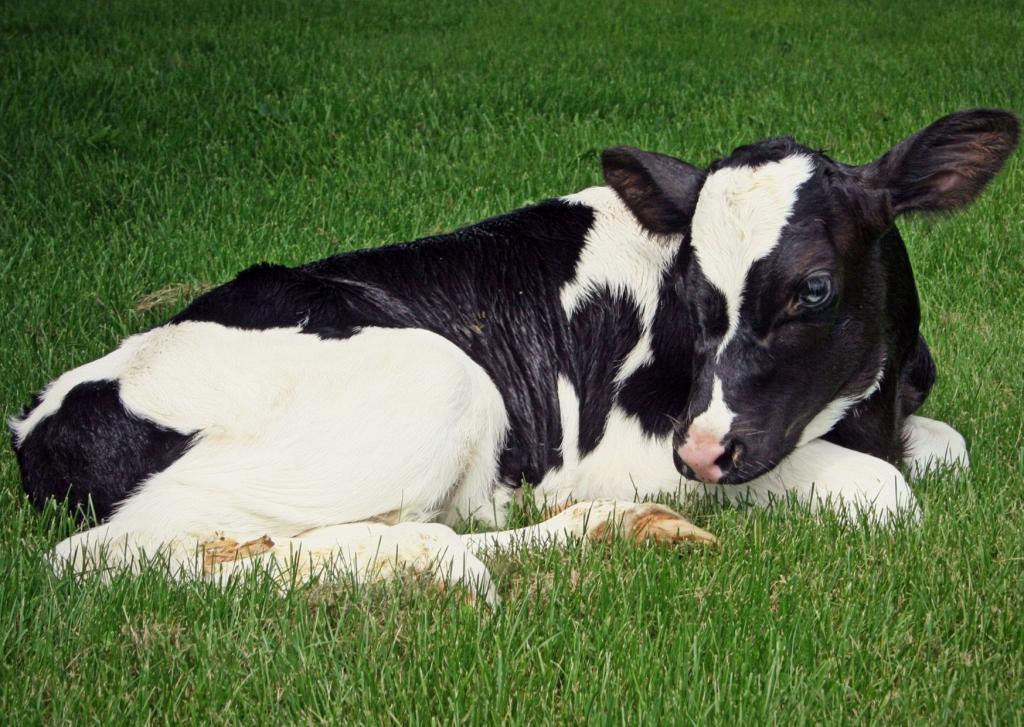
[200, 533, 275, 574]
[619, 503, 718, 546]
[576, 501, 717, 546]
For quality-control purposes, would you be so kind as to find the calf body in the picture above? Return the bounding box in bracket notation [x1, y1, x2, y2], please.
[11, 110, 1016, 598]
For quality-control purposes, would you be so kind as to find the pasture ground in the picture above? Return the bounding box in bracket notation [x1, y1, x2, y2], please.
[1, 1, 1022, 723]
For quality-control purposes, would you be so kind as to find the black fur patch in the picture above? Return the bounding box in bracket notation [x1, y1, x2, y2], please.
[14, 381, 194, 521]
[618, 263, 696, 437]
[563, 286, 644, 455]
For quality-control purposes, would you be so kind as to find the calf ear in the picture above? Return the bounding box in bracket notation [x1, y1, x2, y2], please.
[602, 147, 704, 234]
[862, 109, 1019, 215]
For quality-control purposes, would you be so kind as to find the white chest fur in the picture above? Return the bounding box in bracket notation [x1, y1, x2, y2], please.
[533, 375, 684, 507]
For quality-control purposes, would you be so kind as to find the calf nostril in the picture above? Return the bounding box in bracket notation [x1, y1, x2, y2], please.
[714, 439, 743, 474]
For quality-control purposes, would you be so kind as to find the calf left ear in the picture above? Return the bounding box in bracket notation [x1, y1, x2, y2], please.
[862, 109, 1019, 215]
[602, 147, 704, 234]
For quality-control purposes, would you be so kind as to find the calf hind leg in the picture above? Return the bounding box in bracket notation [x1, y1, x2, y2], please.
[207, 522, 499, 606]
[51, 519, 499, 605]
[49, 502, 710, 606]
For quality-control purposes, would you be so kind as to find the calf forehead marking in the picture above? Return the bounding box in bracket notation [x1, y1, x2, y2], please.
[686, 376, 735, 443]
[691, 154, 814, 357]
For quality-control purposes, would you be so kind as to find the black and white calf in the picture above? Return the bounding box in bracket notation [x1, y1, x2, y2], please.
[11, 109, 1018, 601]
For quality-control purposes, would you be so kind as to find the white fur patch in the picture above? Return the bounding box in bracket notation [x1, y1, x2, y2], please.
[685, 376, 736, 445]
[560, 186, 683, 382]
[538, 401, 681, 506]
[690, 155, 815, 358]
[555, 374, 581, 469]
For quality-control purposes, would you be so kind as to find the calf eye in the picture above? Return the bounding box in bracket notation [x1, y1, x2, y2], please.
[797, 273, 833, 309]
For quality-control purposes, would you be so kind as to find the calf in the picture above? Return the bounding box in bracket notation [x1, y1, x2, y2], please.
[11, 109, 1018, 602]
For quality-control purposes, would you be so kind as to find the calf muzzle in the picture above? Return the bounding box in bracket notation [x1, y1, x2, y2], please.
[675, 435, 744, 484]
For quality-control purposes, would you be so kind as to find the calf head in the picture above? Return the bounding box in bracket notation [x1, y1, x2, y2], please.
[603, 109, 1018, 484]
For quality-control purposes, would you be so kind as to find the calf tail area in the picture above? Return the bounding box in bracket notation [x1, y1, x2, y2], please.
[11, 380, 194, 522]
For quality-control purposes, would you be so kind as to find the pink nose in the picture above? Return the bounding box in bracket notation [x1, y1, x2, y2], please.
[677, 436, 726, 483]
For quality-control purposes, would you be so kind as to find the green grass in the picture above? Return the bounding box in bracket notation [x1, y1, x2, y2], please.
[2, 0, 1023, 722]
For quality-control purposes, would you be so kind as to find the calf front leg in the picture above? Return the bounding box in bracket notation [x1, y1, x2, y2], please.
[731, 439, 920, 523]
[902, 415, 970, 478]
[461, 500, 716, 555]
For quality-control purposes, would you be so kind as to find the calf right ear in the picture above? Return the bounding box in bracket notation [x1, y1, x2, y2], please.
[602, 147, 704, 235]
[862, 109, 1020, 215]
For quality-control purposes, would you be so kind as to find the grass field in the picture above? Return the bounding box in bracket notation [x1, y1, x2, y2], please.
[2, 0, 1023, 723]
